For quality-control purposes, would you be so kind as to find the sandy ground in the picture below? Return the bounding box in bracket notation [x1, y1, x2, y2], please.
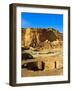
[21, 68, 63, 77]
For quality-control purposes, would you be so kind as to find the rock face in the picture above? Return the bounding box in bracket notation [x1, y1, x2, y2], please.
[21, 28, 63, 49]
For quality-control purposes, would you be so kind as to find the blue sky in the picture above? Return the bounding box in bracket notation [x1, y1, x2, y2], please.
[21, 12, 63, 32]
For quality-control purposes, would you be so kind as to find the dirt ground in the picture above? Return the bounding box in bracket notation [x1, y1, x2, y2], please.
[21, 68, 63, 77]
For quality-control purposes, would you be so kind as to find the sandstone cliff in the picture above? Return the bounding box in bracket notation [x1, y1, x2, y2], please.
[21, 28, 63, 49]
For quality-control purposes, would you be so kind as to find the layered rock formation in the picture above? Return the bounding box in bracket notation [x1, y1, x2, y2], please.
[21, 28, 63, 49]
